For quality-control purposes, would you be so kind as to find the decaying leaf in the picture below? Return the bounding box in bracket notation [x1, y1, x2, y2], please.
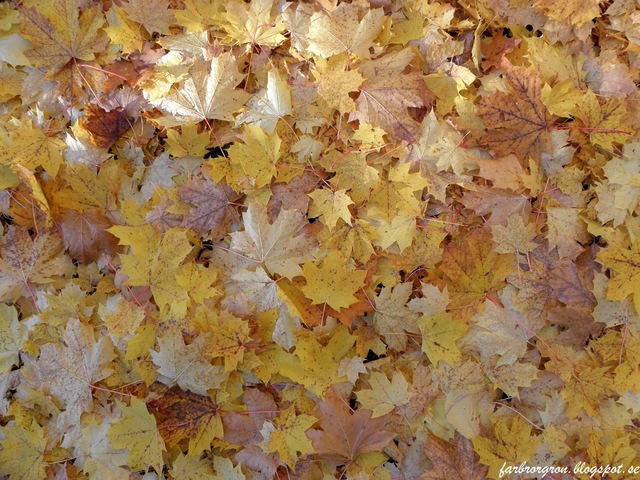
[478, 65, 553, 162]
[307, 391, 396, 466]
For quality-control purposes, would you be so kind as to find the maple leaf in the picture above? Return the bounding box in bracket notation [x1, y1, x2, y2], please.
[19, 0, 107, 98]
[79, 104, 131, 149]
[76, 417, 129, 480]
[0, 121, 66, 176]
[108, 398, 166, 474]
[219, 0, 286, 47]
[301, 250, 367, 311]
[58, 208, 121, 263]
[179, 178, 233, 237]
[0, 226, 73, 302]
[464, 299, 530, 366]
[472, 416, 541, 479]
[420, 312, 467, 367]
[261, 405, 316, 469]
[224, 124, 280, 191]
[478, 65, 553, 162]
[151, 386, 224, 456]
[598, 241, 640, 316]
[306, 391, 395, 466]
[0, 420, 48, 480]
[230, 203, 317, 279]
[109, 225, 193, 311]
[308, 188, 354, 230]
[273, 327, 354, 396]
[306, 2, 385, 58]
[356, 371, 414, 417]
[423, 432, 488, 480]
[121, 0, 175, 35]
[151, 323, 227, 395]
[236, 69, 292, 134]
[352, 48, 434, 143]
[373, 282, 420, 351]
[170, 453, 215, 480]
[0, 304, 27, 373]
[36, 318, 116, 441]
[569, 90, 630, 150]
[152, 54, 251, 122]
[439, 228, 515, 311]
[314, 54, 364, 114]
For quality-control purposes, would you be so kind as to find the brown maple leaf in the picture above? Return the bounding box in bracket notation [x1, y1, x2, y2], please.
[352, 48, 434, 143]
[149, 386, 224, 456]
[481, 29, 522, 71]
[423, 432, 489, 480]
[79, 104, 132, 149]
[478, 65, 553, 162]
[179, 178, 234, 238]
[58, 207, 122, 263]
[306, 391, 395, 467]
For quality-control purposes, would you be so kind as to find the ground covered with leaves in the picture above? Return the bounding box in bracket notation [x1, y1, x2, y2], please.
[0, 0, 639, 478]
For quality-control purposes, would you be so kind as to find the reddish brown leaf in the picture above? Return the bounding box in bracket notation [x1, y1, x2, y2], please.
[423, 432, 488, 480]
[58, 207, 121, 263]
[306, 390, 395, 466]
[481, 29, 522, 71]
[222, 388, 277, 446]
[80, 104, 132, 148]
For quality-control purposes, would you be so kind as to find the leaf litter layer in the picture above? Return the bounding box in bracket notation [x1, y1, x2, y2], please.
[0, 0, 639, 478]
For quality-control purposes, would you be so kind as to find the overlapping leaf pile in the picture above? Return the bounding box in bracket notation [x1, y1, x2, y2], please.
[0, 0, 639, 478]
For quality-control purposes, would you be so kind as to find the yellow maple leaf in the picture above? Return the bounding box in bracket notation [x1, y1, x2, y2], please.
[108, 225, 193, 311]
[314, 54, 364, 114]
[108, 398, 166, 474]
[0, 226, 73, 302]
[104, 5, 148, 54]
[598, 241, 640, 315]
[0, 121, 65, 176]
[263, 405, 316, 469]
[472, 415, 541, 479]
[236, 69, 292, 134]
[152, 54, 251, 123]
[356, 371, 414, 417]
[308, 188, 354, 230]
[307, 2, 385, 58]
[121, 0, 175, 35]
[569, 89, 630, 150]
[0, 304, 27, 373]
[419, 312, 467, 367]
[165, 122, 210, 158]
[373, 282, 419, 351]
[0, 420, 48, 480]
[301, 250, 367, 311]
[226, 124, 280, 191]
[19, 0, 107, 98]
[151, 323, 226, 395]
[219, 0, 286, 47]
[174, 0, 222, 33]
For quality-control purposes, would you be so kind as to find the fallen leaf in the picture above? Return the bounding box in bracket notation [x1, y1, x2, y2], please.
[108, 398, 166, 474]
[478, 65, 553, 162]
[307, 390, 395, 466]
